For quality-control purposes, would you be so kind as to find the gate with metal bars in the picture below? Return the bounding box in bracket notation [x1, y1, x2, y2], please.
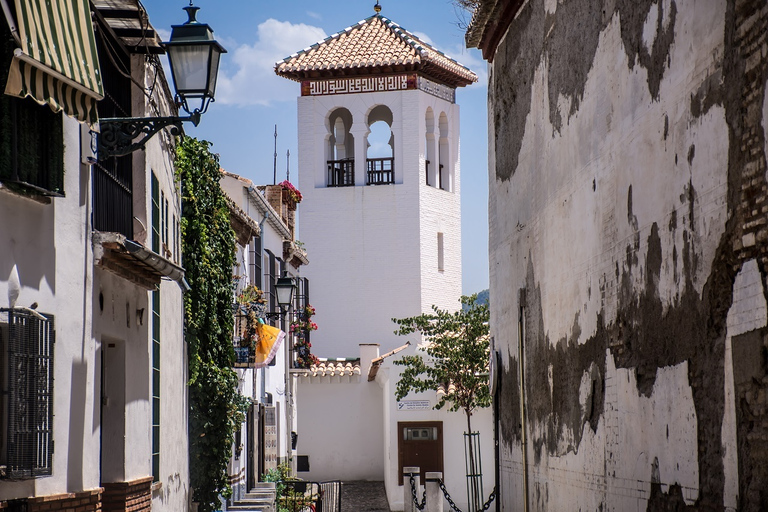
[281, 481, 342, 512]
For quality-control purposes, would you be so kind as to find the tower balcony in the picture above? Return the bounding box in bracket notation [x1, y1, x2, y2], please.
[327, 158, 354, 187]
[366, 157, 394, 185]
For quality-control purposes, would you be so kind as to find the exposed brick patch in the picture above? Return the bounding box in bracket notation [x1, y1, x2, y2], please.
[24, 488, 103, 512]
[102, 477, 153, 512]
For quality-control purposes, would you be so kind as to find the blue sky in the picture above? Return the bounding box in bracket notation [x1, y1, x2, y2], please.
[141, 0, 490, 295]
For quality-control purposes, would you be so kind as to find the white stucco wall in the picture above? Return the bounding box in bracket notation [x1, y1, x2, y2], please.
[378, 345, 495, 512]
[295, 373, 385, 481]
[0, 117, 100, 499]
[296, 88, 463, 360]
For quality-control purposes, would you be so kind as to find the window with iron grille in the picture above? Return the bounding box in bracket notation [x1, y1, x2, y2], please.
[93, 16, 133, 237]
[0, 309, 55, 479]
[0, 22, 64, 197]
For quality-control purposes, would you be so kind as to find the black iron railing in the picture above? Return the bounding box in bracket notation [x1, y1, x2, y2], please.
[327, 159, 354, 187]
[425, 160, 431, 186]
[438, 164, 445, 190]
[1, 308, 54, 479]
[367, 157, 394, 185]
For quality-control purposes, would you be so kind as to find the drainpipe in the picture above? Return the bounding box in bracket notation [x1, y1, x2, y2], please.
[256, 208, 270, 404]
[518, 288, 530, 512]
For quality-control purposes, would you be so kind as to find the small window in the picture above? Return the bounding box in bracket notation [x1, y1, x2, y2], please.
[151, 172, 160, 253]
[437, 233, 444, 272]
[0, 308, 55, 479]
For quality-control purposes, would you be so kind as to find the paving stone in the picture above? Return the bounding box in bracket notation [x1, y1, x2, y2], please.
[341, 481, 390, 512]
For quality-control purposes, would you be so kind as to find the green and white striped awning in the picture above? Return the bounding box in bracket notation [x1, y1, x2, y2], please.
[4, 0, 104, 126]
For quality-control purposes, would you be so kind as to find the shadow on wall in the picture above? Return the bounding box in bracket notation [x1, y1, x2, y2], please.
[68, 360, 88, 493]
[0, 193, 57, 303]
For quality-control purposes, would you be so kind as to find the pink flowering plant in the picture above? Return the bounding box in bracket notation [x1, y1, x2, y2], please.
[279, 180, 302, 203]
[292, 304, 319, 368]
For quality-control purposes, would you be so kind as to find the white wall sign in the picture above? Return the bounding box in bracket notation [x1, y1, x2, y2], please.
[397, 400, 431, 411]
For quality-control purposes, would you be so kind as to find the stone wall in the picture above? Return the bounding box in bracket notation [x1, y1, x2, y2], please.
[480, 0, 768, 510]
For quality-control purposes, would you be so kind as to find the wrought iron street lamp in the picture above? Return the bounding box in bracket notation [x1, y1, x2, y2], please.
[266, 271, 297, 319]
[97, 3, 226, 159]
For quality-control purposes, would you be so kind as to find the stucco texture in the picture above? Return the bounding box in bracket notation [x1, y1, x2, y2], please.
[486, 0, 768, 510]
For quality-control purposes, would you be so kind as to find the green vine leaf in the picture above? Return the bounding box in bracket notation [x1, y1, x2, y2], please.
[177, 136, 247, 512]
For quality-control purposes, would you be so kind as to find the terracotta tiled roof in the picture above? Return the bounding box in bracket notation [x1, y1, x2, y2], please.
[275, 15, 477, 88]
[294, 359, 361, 378]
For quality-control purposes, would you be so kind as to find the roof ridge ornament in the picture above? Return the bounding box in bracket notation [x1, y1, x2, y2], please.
[374, 0, 381, 14]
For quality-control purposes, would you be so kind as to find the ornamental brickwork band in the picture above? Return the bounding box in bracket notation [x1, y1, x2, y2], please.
[301, 74, 455, 102]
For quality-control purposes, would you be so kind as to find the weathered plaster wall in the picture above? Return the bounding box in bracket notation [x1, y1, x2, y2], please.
[487, 0, 768, 510]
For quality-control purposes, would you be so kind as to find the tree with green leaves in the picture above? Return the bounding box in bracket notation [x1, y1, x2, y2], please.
[393, 294, 491, 434]
[176, 136, 249, 512]
[393, 294, 491, 509]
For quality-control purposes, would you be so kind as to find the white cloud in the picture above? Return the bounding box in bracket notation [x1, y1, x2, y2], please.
[306, 11, 322, 20]
[216, 19, 327, 106]
[412, 31, 434, 46]
[448, 44, 488, 88]
[156, 27, 171, 42]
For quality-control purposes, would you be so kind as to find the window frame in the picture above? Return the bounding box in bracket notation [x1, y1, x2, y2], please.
[0, 308, 55, 479]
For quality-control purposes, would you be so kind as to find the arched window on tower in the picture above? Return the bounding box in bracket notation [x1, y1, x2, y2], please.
[327, 108, 354, 187]
[425, 108, 436, 187]
[366, 105, 394, 185]
[438, 112, 451, 192]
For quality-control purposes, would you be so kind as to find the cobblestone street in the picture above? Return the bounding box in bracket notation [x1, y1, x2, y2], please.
[341, 481, 390, 512]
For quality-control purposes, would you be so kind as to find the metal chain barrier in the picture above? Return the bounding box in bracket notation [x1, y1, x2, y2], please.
[434, 480, 497, 512]
[408, 473, 427, 511]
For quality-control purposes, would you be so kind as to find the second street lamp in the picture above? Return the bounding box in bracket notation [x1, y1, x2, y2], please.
[97, 2, 226, 159]
[266, 271, 297, 319]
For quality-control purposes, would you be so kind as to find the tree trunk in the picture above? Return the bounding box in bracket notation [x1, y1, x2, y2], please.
[465, 409, 480, 511]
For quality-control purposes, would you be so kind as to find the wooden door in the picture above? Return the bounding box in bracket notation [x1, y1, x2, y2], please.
[398, 421, 443, 484]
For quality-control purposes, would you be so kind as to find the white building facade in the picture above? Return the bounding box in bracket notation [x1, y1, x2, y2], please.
[277, 11, 494, 511]
[220, 172, 310, 506]
[1, 2, 189, 510]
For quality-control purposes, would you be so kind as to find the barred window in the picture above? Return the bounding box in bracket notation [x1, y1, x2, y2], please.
[0, 309, 55, 479]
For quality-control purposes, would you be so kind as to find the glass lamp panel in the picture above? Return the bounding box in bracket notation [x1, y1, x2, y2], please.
[275, 280, 295, 308]
[206, 49, 222, 97]
[168, 44, 210, 94]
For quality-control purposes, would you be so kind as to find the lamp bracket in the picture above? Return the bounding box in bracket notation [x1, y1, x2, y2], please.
[97, 112, 200, 160]
[264, 309, 289, 320]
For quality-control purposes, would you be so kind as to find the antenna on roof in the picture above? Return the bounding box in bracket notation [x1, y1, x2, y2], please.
[374, 0, 381, 13]
[286, 149, 290, 182]
[273, 125, 278, 185]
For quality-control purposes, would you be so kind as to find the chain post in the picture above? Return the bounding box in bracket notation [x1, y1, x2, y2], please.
[425, 472, 443, 512]
[403, 466, 422, 512]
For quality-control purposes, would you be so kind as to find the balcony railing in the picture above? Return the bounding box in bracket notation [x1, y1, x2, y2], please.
[327, 158, 354, 187]
[232, 302, 267, 368]
[426, 159, 431, 186]
[367, 157, 394, 185]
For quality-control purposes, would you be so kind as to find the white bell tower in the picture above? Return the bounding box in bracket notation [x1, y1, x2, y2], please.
[277, 11, 477, 357]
